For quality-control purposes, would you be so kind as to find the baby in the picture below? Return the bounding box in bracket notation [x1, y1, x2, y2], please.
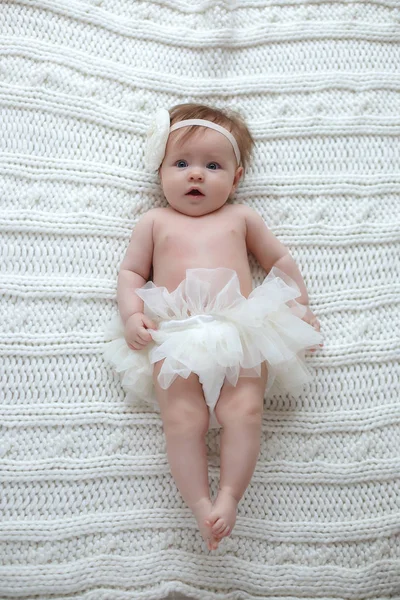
[104, 103, 323, 551]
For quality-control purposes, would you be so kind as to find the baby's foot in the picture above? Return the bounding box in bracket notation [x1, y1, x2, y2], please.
[205, 487, 238, 541]
[192, 497, 220, 551]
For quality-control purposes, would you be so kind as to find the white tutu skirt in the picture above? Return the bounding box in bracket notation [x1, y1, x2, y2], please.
[103, 267, 323, 429]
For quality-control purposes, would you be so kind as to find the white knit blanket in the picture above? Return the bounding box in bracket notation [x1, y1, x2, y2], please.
[1, 1, 400, 599]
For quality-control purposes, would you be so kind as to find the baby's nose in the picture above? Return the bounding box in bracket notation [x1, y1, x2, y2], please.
[189, 169, 204, 181]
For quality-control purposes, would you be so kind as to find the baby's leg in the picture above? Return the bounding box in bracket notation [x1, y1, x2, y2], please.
[153, 360, 219, 550]
[206, 363, 268, 540]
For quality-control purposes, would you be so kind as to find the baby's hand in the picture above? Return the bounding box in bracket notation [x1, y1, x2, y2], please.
[301, 305, 323, 352]
[124, 312, 157, 351]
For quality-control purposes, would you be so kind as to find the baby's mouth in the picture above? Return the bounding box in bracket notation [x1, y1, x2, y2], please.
[186, 188, 204, 196]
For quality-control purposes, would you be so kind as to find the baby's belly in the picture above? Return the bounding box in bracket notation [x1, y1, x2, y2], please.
[152, 228, 254, 297]
[152, 255, 254, 298]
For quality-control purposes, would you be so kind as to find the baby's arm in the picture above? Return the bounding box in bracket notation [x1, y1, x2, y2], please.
[117, 209, 158, 349]
[242, 206, 309, 303]
[242, 206, 322, 340]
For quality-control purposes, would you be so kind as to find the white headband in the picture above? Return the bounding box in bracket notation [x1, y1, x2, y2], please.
[170, 119, 241, 165]
[144, 108, 241, 171]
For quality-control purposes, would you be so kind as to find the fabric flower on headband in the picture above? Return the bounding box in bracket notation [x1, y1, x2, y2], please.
[144, 108, 170, 171]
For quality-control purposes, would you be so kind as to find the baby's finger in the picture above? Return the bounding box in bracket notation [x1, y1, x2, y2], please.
[129, 336, 148, 349]
[138, 328, 153, 342]
[128, 342, 144, 351]
[309, 341, 324, 352]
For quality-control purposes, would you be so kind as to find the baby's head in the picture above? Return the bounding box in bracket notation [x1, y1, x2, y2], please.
[145, 103, 254, 217]
[168, 103, 254, 174]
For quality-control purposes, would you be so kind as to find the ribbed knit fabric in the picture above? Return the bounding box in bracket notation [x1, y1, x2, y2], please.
[1, 1, 400, 599]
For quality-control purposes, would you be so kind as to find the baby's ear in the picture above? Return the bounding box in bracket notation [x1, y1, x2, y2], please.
[232, 166, 244, 193]
[236, 165, 244, 181]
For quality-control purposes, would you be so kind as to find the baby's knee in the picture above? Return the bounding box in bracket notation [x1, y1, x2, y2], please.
[162, 397, 209, 437]
[215, 393, 263, 429]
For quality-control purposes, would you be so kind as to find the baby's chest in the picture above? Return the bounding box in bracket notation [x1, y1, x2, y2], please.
[155, 225, 244, 257]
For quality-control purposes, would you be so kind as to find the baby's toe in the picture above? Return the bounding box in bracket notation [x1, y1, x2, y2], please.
[212, 518, 226, 535]
[208, 537, 219, 551]
[215, 525, 231, 540]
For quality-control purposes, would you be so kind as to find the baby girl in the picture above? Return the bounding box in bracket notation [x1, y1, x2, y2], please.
[104, 103, 323, 551]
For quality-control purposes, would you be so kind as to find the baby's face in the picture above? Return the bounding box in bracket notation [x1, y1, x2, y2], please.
[159, 127, 243, 217]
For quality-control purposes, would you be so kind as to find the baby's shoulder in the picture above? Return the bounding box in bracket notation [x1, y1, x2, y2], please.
[148, 207, 173, 218]
[137, 207, 167, 224]
[227, 203, 257, 220]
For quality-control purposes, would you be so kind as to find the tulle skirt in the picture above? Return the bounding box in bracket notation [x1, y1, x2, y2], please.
[103, 267, 323, 429]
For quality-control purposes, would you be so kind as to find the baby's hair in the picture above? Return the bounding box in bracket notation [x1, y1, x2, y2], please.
[168, 103, 254, 174]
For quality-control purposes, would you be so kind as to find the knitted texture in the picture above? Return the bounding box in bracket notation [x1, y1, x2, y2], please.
[1, 1, 400, 599]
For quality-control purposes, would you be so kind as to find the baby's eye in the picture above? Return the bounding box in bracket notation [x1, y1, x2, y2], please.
[207, 162, 220, 170]
[176, 160, 188, 168]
